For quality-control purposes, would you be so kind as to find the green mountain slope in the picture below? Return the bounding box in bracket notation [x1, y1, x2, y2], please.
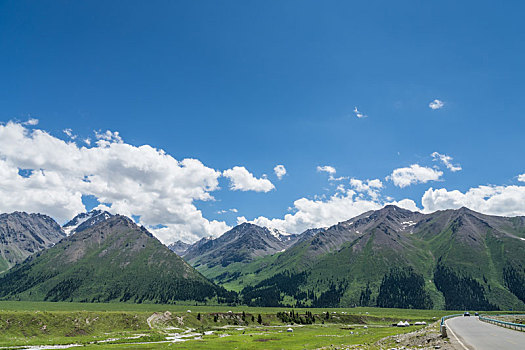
[0, 215, 234, 304]
[206, 206, 525, 310]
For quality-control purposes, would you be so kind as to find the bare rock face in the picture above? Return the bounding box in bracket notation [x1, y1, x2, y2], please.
[167, 240, 191, 256]
[0, 212, 65, 272]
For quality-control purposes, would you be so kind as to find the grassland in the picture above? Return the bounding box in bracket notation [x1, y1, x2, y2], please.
[1, 301, 521, 349]
[0, 301, 451, 317]
[89, 325, 423, 349]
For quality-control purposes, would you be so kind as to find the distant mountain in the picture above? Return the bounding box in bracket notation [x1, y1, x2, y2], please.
[62, 209, 113, 235]
[0, 215, 234, 303]
[293, 227, 326, 245]
[187, 236, 213, 252]
[183, 223, 300, 268]
[168, 240, 191, 256]
[224, 206, 525, 310]
[0, 212, 65, 273]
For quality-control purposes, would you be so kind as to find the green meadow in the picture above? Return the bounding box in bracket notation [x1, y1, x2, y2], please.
[0, 301, 521, 349]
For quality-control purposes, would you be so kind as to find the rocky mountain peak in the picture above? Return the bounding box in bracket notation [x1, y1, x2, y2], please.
[63, 209, 113, 235]
[0, 212, 65, 272]
[183, 222, 302, 267]
[168, 240, 191, 256]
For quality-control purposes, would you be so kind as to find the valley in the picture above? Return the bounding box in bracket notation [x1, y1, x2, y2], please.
[0, 301, 473, 349]
[0, 206, 524, 348]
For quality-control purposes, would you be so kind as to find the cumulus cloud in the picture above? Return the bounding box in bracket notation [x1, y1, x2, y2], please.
[94, 130, 123, 145]
[223, 166, 275, 192]
[243, 187, 419, 234]
[217, 208, 238, 214]
[429, 99, 444, 110]
[246, 189, 381, 233]
[518, 174, 525, 182]
[0, 121, 230, 243]
[350, 178, 383, 200]
[422, 185, 525, 217]
[317, 165, 336, 174]
[431, 152, 462, 172]
[233, 168, 525, 235]
[240, 179, 525, 235]
[353, 107, 367, 118]
[63, 128, 77, 140]
[274, 164, 287, 180]
[350, 178, 383, 191]
[22, 118, 39, 126]
[387, 164, 443, 188]
[317, 165, 347, 181]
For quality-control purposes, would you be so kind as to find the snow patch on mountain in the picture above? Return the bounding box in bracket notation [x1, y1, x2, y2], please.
[267, 227, 291, 240]
[63, 210, 112, 236]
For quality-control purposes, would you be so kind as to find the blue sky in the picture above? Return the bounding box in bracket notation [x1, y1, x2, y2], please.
[1, 1, 525, 243]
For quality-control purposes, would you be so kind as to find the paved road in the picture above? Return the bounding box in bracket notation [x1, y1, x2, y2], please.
[446, 316, 525, 350]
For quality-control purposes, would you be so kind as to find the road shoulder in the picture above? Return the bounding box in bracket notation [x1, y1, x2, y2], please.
[375, 321, 456, 349]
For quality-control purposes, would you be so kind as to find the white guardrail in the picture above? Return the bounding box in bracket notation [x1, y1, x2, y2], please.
[479, 315, 525, 332]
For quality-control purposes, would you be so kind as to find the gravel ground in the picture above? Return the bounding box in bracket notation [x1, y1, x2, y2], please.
[373, 321, 456, 350]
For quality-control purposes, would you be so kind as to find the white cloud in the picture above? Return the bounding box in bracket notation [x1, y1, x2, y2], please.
[63, 128, 77, 140]
[350, 178, 383, 200]
[217, 208, 238, 214]
[422, 185, 525, 217]
[6, 121, 525, 245]
[244, 187, 420, 234]
[94, 130, 123, 145]
[317, 165, 346, 181]
[317, 165, 336, 174]
[392, 198, 420, 212]
[274, 164, 287, 180]
[241, 180, 525, 235]
[387, 164, 443, 188]
[22, 118, 39, 126]
[236, 216, 248, 225]
[431, 152, 462, 172]
[429, 99, 444, 110]
[0, 121, 230, 243]
[350, 178, 383, 191]
[248, 189, 381, 233]
[353, 107, 367, 118]
[223, 166, 275, 192]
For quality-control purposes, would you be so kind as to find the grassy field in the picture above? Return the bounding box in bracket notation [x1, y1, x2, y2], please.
[87, 324, 422, 350]
[0, 300, 450, 316]
[0, 301, 521, 349]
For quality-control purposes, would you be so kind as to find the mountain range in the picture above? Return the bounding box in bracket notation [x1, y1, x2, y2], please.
[0, 215, 233, 303]
[183, 223, 300, 268]
[0, 206, 523, 310]
[206, 206, 525, 310]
